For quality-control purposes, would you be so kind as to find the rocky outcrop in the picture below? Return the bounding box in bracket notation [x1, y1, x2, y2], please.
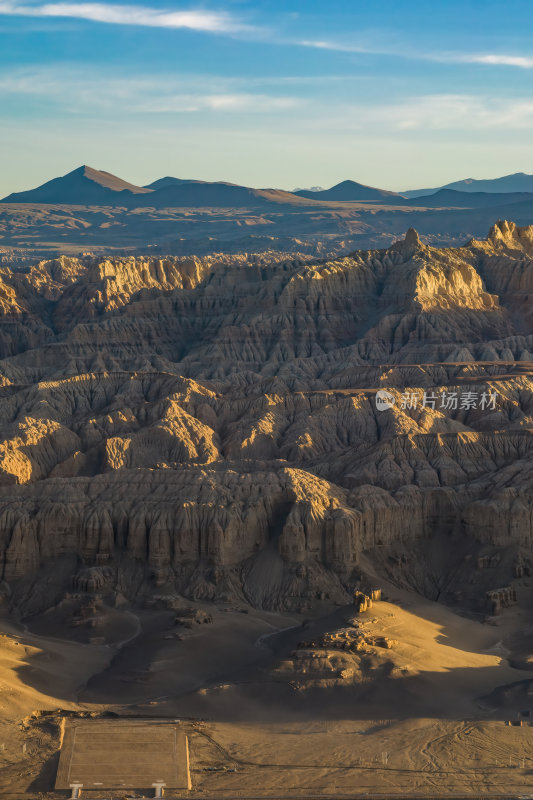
[0, 225, 532, 611]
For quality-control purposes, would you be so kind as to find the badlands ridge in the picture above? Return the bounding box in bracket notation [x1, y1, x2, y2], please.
[0, 221, 532, 614]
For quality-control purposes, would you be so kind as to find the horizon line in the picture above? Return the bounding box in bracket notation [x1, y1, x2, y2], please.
[3, 163, 533, 199]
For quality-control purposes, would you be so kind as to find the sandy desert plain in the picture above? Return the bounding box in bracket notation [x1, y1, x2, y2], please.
[2, 168, 533, 798]
[4, 567, 533, 798]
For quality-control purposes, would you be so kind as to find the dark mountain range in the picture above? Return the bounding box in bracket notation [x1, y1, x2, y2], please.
[1, 165, 152, 205]
[8, 167, 533, 212]
[143, 177, 207, 190]
[294, 179, 402, 202]
[1, 167, 320, 209]
[403, 188, 533, 208]
[139, 181, 316, 208]
[403, 171, 533, 198]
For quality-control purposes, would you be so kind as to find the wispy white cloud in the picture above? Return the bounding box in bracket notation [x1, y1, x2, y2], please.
[344, 94, 533, 132]
[299, 37, 533, 70]
[0, 67, 304, 113]
[198, 93, 300, 111]
[297, 39, 372, 54]
[459, 54, 533, 69]
[139, 92, 303, 113]
[4, 66, 533, 130]
[0, 1, 250, 32]
[3, 3, 533, 75]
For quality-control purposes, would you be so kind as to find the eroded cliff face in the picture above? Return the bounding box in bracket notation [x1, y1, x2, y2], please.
[1, 221, 533, 612]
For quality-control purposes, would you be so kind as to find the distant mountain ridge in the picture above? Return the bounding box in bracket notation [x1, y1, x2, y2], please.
[1, 165, 153, 205]
[1, 168, 406, 208]
[1, 166, 323, 209]
[403, 188, 533, 209]
[5, 166, 533, 209]
[144, 176, 206, 190]
[294, 179, 402, 202]
[145, 181, 311, 208]
[403, 172, 533, 198]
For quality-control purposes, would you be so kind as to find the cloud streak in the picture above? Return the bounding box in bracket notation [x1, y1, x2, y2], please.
[0, 1, 249, 32]
[299, 38, 533, 70]
[297, 39, 372, 55]
[343, 94, 533, 132]
[3, 66, 533, 133]
[2, 3, 533, 74]
[460, 54, 533, 69]
[0, 67, 304, 113]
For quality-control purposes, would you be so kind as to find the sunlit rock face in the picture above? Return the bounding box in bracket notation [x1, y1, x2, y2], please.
[1, 222, 533, 611]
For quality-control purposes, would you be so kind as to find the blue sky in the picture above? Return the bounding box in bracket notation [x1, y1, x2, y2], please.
[2, 0, 533, 195]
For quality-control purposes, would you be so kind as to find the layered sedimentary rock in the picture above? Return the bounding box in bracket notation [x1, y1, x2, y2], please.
[1, 221, 533, 611]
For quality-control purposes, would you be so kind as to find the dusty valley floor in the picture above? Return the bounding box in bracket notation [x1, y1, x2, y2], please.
[3, 571, 533, 798]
